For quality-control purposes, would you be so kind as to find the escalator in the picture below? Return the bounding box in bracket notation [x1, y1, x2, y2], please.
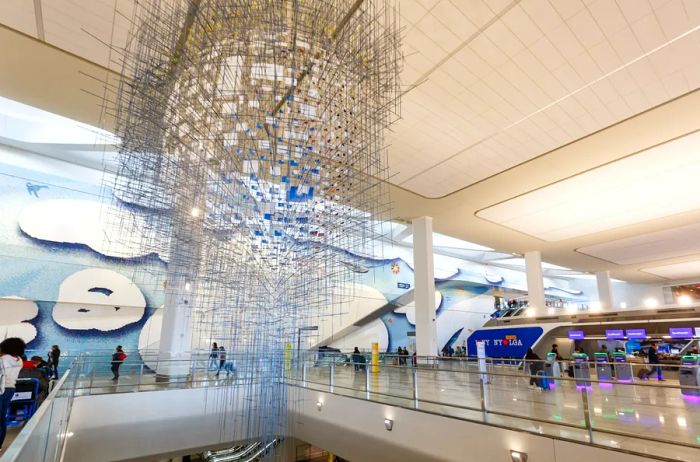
[202, 438, 282, 462]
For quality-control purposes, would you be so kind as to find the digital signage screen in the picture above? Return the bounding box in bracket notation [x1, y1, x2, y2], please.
[605, 329, 624, 340]
[669, 327, 694, 339]
[626, 328, 647, 339]
[568, 330, 585, 340]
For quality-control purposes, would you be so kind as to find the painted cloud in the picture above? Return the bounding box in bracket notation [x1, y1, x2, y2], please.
[0, 296, 38, 342]
[52, 268, 146, 331]
[18, 199, 162, 260]
[393, 290, 442, 325]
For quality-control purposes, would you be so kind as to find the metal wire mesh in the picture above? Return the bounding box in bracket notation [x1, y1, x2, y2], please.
[99, 0, 401, 455]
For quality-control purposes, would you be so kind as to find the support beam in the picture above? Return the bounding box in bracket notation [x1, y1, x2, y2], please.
[412, 217, 437, 358]
[596, 271, 614, 311]
[524, 251, 546, 316]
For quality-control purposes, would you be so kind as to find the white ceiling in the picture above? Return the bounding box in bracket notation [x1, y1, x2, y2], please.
[642, 259, 700, 279]
[476, 130, 700, 241]
[578, 221, 700, 265]
[390, 0, 700, 197]
[0, 0, 134, 71]
[2, 0, 700, 284]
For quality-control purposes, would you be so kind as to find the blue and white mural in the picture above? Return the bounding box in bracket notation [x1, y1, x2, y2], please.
[0, 152, 590, 357]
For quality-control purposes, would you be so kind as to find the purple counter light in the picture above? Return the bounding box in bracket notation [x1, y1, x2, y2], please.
[606, 329, 624, 340]
[568, 330, 585, 340]
[626, 328, 646, 339]
[670, 327, 694, 339]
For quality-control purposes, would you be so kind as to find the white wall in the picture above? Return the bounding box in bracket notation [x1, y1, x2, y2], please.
[64, 386, 271, 462]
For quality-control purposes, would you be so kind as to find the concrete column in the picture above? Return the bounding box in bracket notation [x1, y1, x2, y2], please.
[596, 270, 614, 310]
[524, 251, 546, 316]
[412, 217, 437, 358]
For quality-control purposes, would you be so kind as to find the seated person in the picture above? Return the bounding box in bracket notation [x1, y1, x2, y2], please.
[19, 361, 50, 404]
[30, 356, 52, 379]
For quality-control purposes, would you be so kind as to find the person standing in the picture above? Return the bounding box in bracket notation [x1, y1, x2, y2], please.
[648, 343, 664, 381]
[0, 337, 26, 450]
[525, 348, 542, 389]
[49, 345, 61, 380]
[111, 346, 127, 381]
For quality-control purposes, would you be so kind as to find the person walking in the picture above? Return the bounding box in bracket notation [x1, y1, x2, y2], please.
[209, 342, 219, 370]
[48, 345, 61, 380]
[111, 346, 127, 381]
[215, 346, 226, 377]
[0, 338, 26, 450]
[525, 348, 542, 389]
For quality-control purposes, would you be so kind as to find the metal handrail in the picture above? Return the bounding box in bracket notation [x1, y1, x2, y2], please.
[293, 357, 700, 457]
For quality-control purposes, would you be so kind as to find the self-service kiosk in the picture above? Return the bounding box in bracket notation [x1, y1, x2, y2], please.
[613, 352, 632, 382]
[543, 352, 560, 389]
[594, 352, 613, 382]
[679, 355, 700, 397]
[573, 353, 591, 388]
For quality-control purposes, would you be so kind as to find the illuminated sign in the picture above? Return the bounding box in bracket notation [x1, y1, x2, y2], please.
[568, 330, 585, 340]
[669, 327, 693, 339]
[625, 328, 646, 339]
[605, 329, 624, 340]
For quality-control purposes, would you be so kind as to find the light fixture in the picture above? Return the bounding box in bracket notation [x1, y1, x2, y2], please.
[384, 418, 393, 431]
[619, 302, 627, 309]
[510, 450, 528, 462]
[525, 308, 535, 317]
[191, 207, 201, 218]
[184, 282, 191, 292]
[589, 301, 602, 312]
[316, 401, 323, 411]
[678, 295, 692, 306]
[643, 298, 659, 308]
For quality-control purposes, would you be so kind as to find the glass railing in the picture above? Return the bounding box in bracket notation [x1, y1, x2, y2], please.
[6, 350, 700, 461]
[289, 353, 700, 461]
[0, 370, 75, 462]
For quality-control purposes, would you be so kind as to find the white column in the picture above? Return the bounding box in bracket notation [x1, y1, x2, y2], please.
[412, 217, 437, 358]
[525, 251, 546, 316]
[596, 270, 614, 310]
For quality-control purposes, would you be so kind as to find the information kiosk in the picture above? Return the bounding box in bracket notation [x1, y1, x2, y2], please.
[572, 353, 591, 388]
[613, 352, 633, 382]
[679, 354, 700, 397]
[544, 352, 560, 377]
[594, 352, 613, 382]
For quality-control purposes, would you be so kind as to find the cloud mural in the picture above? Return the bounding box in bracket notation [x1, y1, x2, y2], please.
[52, 268, 146, 331]
[0, 296, 38, 342]
[393, 290, 443, 325]
[18, 198, 161, 260]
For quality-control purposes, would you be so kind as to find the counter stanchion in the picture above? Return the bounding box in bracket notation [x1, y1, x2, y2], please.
[573, 353, 591, 389]
[679, 354, 700, 398]
[614, 352, 632, 382]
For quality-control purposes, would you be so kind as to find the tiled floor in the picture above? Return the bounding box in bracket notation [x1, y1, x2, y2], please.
[297, 363, 700, 461]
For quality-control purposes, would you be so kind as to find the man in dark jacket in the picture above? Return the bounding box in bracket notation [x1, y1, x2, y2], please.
[648, 344, 664, 381]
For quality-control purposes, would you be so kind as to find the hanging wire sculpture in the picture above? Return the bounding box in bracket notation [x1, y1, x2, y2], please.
[100, 0, 401, 453]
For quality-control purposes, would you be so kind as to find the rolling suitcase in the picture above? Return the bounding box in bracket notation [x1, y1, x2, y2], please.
[537, 370, 550, 390]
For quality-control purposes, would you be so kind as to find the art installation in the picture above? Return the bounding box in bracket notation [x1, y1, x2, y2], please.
[99, 0, 402, 451]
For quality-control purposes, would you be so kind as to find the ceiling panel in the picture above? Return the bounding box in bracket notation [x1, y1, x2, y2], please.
[642, 259, 700, 280]
[578, 222, 700, 265]
[0, 0, 37, 37]
[392, 0, 700, 197]
[476, 130, 700, 242]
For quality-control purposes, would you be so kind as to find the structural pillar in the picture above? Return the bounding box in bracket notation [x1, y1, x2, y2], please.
[524, 251, 546, 316]
[412, 217, 437, 358]
[596, 271, 614, 310]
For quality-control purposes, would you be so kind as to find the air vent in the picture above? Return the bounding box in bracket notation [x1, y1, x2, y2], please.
[657, 308, 695, 314]
[535, 316, 559, 321]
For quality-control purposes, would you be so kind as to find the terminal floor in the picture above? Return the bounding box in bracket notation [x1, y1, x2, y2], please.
[299, 365, 700, 461]
[33, 364, 700, 461]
